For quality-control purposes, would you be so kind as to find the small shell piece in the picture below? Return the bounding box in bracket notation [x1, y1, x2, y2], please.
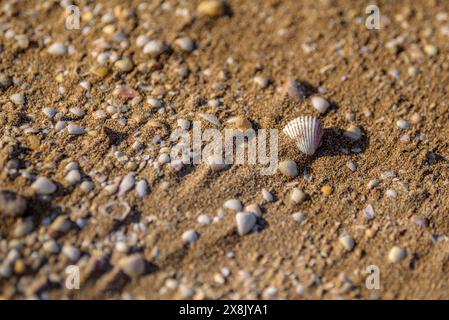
[283, 116, 324, 155]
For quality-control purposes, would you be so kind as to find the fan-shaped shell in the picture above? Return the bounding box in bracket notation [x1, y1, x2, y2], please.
[283, 116, 324, 155]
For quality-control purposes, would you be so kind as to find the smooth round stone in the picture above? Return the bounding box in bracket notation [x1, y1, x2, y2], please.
[236, 212, 256, 236]
[65, 170, 81, 185]
[136, 35, 150, 47]
[79, 181, 94, 192]
[386, 189, 397, 198]
[49, 215, 72, 236]
[118, 254, 145, 277]
[10, 93, 25, 106]
[62, 245, 80, 262]
[339, 235, 355, 251]
[0, 190, 27, 217]
[136, 180, 149, 197]
[118, 173, 135, 195]
[290, 188, 306, 204]
[388, 246, 406, 263]
[182, 230, 199, 244]
[175, 37, 195, 52]
[197, 214, 212, 225]
[396, 119, 411, 129]
[223, 199, 243, 211]
[197, 0, 225, 17]
[261, 189, 274, 202]
[114, 58, 134, 72]
[67, 123, 85, 135]
[311, 96, 330, 114]
[143, 40, 165, 56]
[292, 212, 305, 222]
[278, 160, 298, 178]
[47, 43, 68, 56]
[31, 177, 57, 195]
[147, 97, 162, 108]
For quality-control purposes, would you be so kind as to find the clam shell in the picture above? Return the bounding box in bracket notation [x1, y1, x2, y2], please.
[283, 116, 324, 155]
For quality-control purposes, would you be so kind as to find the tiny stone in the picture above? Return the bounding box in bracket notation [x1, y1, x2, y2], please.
[182, 229, 199, 244]
[424, 44, 438, 56]
[31, 177, 57, 195]
[175, 37, 195, 52]
[80, 181, 94, 192]
[261, 188, 274, 202]
[292, 212, 305, 222]
[321, 185, 332, 196]
[197, 214, 212, 225]
[49, 215, 72, 236]
[42, 107, 57, 118]
[118, 173, 135, 196]
[396, 119, 411, 129]
[10, 93, 25, 106]
[311, 96, 330, 114]
[343, 125, 362, 140]
[115, 242, 129, 253]
[62, 245, 80, 262]
[143, 40, 166, 57]
[224, 199, 243, 211]
[367, 179, 379, 189]
[136, 179, 149, 197]
[347, 161, 357, 172]
[118, 254, 145, 277]
[339, 234, 355, 251]
[244, 204, 262, 217]
[197, 0, 225, 17]
[13, 218, 34, 238]
[278, 160, 299, 178]
[69, 107, 85, 117]
[114, 58, 134, 72]
[43, 240, 60, 254]
[47, 43, 68, 56]
[388, 246, 406, 263]
[253, 76, 269, 88]
[67, 123, 86, 135]
[290, 188, 306, 204]
[235, 212, 256, 236]
[65, 170, 81, 185]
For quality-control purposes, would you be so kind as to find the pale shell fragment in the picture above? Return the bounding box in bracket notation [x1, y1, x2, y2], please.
[283, 116, 324, 156]
[235, 212, 256, 236]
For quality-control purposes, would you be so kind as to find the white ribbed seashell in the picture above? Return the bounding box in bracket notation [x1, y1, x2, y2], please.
[283, 116, 324, 155]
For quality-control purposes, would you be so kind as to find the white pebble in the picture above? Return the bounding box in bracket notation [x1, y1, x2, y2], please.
[339, 234, 355, 251]
[290, 188, 306, 204]
[10, 93, 25, 106]
[311, 96, 330, 114]
[396, 119, 411, 129]
[62, 245, 80, 262]
[388, 246, 406, 263]
[143, 40, 165, 56]
[175, 37, 195, 52]
[31, 177, 57, 195]
[224, 199, 243, 211]
[197, 214, 212, 225]
[136, 179, 149, 197]
[118, 254, 145, 277]
[118, 173, 135, 196]
[67, 123, 85, 135]
[235, 212, 256, 236]
[182, 229, 199, 244]
[47, 43, 68, 56]
[261, 189, 274, 202]
[278, 160, 298, 178]
[244, 204, 262, 217]
[42, 107, 57, 118]
[292, 212, 305, 222]
[386, 189, 397, 198]
[65, 170, 81, 185]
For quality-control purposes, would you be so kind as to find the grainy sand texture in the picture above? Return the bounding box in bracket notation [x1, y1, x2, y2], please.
[0, 0, 449, 299]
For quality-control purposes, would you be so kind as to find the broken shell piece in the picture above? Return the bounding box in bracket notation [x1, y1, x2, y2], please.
[283, 116, 324, 155]
[343, 125, 362, 141]
[99, 201, 131, 221]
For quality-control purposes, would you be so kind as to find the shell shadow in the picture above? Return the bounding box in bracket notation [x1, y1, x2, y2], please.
[299, 127, 370, 174]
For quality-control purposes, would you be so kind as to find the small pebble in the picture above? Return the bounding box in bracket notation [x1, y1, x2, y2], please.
[235, 212, 256, 236]
[174, 37, 195, 52]
[339, 234, 355, 251]
[386, 189, 397, 198]
[62, 245, 80, 262]
[388, 246, 406, 263]
[42, 107, 57, 118]
[67, 124, 86, 135]
[197, 0, 225, 17]
[10, 93, 25, 106]
[311, 96, 330, 114]
[244, 204, 262, 217]
[261, 189, 274, 202]
[343, 125, 362, 140]
[290, 188, 306, 204]
[396, 119, 411, 129]
[65, 170, 81, 185]
[114, 58, 134, 72]
[253, 76, 269, 88]
[118, 173, 135, 196]
[47, 43, 68, 56]
[321, 185, 332, 196]
[182, 230, 199, 244]
[347, 161, 357, 172]
[136, 179, 149, 197]
[143, 40, 166, 57]
[197, 214, 212, 225]
[292, 212, 305, 222]
[118, 254, 145, 277]
[31, 177, 57, 195]
[224, 199, 243, 211]
[278, 160, 299, 178]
